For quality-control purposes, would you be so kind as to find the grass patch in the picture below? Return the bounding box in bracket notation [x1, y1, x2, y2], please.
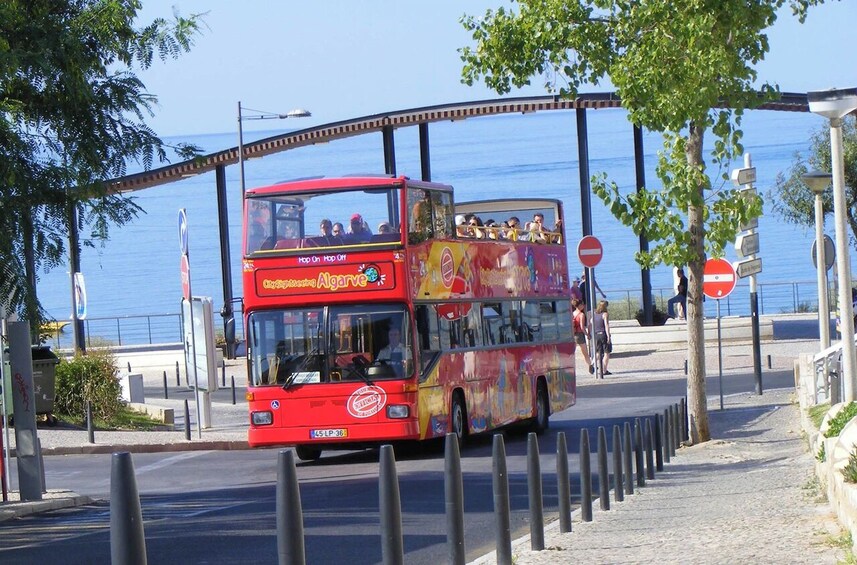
[826, 403, 857, 438]
[803, 475, 827, 503]
[810, 403, 830, 430]
[60, 405, 166, 431]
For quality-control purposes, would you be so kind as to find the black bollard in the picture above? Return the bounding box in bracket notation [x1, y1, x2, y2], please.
[526, 433, 544, 551]
[444, 434, 466, 565]
[276, 450, 306, 565]
[645, 419, 655, 480]
[492, 434, 513, 564]
[767, 354, 772, 369]
[666, 407, 675, 458]
[673, 403, 681, 451]
[231, 376, 236, 405]
[680, 398, 688, 443]
[634, 418, 645, 488]
[221, 359, 226, 388]
[86, 400, 95, 444]
[579, 428, 593, 522]
[162, 370, 168, 400]
[622, 422, 633, 495]
[596, 426, 610, 511]
[110, 452, 147, 565]
[612, 425, 624, 503]
[127, 361, 132, 373]
[184, 399, 191, 441]
[684, 359, 688, 375]
[379, 445, 404, 565]
[556, 432, 572, 533]
[175, 361, 181, 387]
[654, 413, 664, 471]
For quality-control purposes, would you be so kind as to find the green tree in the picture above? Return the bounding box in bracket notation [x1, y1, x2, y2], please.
[770, 116, 857, 248]
[461, 0, 828, 443]
[0, 0, 202, 330]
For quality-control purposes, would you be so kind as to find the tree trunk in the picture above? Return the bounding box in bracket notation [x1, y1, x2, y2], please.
[685, 122, 710, 444]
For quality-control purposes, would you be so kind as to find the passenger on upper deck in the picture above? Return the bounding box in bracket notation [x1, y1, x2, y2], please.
[332, 222, 344, 237]
[455, 215, 468, 237]
[347, 213, 372, 243]
[320, 219, 333, 237]
[378, 222, 394, 234]
[506, 216, 521, 241]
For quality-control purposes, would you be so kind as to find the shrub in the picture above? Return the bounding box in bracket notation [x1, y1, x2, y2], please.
[824, 402, 857, 438]
[817, 442, 826, 463]
[843, 445, 857, 483]
[55, 349, 124, 421]
[809, 403, 831, 430]
[635, 307, 669, 326]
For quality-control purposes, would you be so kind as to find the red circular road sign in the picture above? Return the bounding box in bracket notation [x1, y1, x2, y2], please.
[703, 258, 737, 299]
[180, 255, 191, 300]
[577, 235, 603, 268]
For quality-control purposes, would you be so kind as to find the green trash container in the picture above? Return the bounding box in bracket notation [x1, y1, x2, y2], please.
[30, 345, 60, 426]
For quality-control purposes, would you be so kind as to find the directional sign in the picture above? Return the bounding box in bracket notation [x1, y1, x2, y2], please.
[731, 167, 756, 186]
[735, 232, 760, 258]
[703, 258, 737, 299]
[811, 235, 835, 271]
[734, 257, 762, 279]
[740, 216, 759, 232]
[577, 235, 603, 268]
[178, 208, 189, 255]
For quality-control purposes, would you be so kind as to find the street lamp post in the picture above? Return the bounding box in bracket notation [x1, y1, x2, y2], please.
[808, 87, 857, 402]
[803, 171, 832, 351]
[237, 101, 311, 193]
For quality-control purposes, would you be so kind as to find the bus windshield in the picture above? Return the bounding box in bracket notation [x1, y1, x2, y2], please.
[246, 186, 402, 253]
[249, 304, 412, 386]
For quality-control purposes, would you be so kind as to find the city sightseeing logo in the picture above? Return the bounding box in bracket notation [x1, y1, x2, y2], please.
[347, 385, 387, 418]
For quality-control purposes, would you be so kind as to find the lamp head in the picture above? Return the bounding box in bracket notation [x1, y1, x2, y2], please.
[807, 87, 857, 120]
[286, 108, 312, 118]
[802, 170, 833, 194]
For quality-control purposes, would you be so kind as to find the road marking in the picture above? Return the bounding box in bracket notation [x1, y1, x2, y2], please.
[135, 451, 207, 474]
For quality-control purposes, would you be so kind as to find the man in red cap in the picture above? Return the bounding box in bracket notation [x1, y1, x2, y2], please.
[348, 213, 371, 243]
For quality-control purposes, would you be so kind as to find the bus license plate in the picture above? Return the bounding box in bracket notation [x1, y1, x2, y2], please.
[310, 428, 348, 439]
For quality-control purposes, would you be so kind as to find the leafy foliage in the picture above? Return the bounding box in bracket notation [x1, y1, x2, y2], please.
[824, 402, 857, 438]
[460, 0, 827, 443]
[0, 0, 203, 325]
[55, 349, 123, 421]
[769, 116, 857, 250]
[843, 445, 857, 483]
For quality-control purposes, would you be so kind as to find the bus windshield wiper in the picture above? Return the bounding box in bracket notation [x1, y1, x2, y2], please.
[282, 349, 317, 390]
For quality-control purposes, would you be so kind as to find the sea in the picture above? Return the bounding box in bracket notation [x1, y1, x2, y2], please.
[35, 107, 833, 340]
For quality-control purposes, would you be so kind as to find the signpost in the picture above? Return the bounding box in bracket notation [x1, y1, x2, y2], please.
[178, 209, 206, 437]
[577, 235, 604, 378]
[812, 235, 835, 271]
[703, 258, 737, 410]
[732, 153, 763, 396]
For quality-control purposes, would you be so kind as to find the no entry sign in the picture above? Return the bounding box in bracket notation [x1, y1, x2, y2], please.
[577, 235, 603, 268]
[703, 258, 737, 299]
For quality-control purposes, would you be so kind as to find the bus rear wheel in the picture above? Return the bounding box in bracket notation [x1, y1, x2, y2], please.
[533, 382, 550, 435]
[450, 393, 468, 448]
[295, 445, 322, 462]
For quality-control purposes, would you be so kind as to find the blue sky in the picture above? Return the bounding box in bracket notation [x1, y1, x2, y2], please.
[137, 1, 857, 137]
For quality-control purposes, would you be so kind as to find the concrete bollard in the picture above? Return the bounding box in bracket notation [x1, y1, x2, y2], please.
[654, 413, 664, 471]
[110, 452, 147, 565]
[645, 418, 655, 480]
[597, 426, 610, 511]
[634, 418, 645, 488]
[276, 450, 306, 565]
[622, 422, 634, 495]
[379, 445, 404, 565]
[527, 433, 545, 551]
[579, 428, 593, 522]
[444, 433, 466, 565]
[183, 400, 191, 441]
[556, 432, 572, 533]
[492, 434, 513, 564]
[612, 425, 624, 503]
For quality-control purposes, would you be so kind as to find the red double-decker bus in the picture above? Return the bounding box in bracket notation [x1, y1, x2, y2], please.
[242, 175, 576, 460]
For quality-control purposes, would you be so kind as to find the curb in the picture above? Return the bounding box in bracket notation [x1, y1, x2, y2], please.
[35, 440, 252, 457]
[0, 493, 97, 523]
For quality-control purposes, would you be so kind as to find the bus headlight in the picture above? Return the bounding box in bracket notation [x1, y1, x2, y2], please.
[252, 411, 273, 426]
[386, 405, 409, 419]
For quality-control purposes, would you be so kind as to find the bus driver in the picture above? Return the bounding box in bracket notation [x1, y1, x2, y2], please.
[377, 326, 411, 376]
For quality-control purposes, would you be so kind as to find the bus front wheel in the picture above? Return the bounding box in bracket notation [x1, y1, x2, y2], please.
[450, 393, 468, 448]
[295, 445, 322, 462]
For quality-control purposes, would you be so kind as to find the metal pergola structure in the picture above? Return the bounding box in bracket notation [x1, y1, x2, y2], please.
[102, 92, 811, 356]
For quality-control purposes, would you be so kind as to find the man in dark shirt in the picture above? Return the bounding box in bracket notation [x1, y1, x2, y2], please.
[667, 268, 688, 319]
